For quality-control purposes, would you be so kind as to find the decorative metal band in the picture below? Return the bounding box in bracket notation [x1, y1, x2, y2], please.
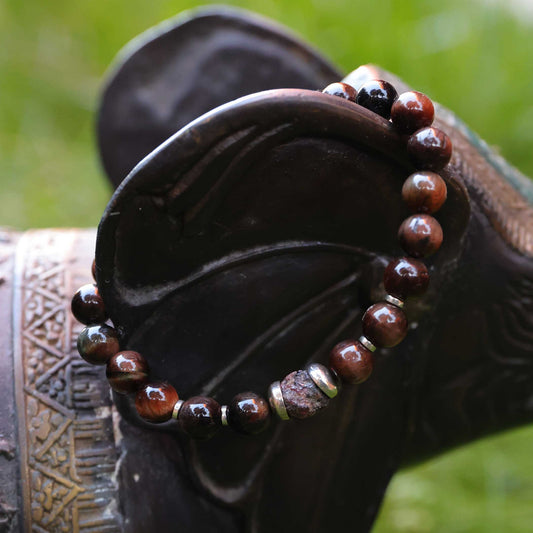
[221, 405, 229, 426]
[172, 400, 184, 420]
[13, 230, 121, 533]
[384, 294, 404, 308]
[359, 335, 377, 352]
[306, 363, 338, 398]
[268, 381, 289, 420]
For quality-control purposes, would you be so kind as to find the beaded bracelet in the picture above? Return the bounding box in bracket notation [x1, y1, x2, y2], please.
[71, 76, 452, 440]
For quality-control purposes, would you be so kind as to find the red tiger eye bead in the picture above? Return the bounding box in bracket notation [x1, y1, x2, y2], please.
[402, 171, 447, 214]
[106, 351, 149, 394]
[398, 214, 443, 257]
[356, 79, 398, 119]
[407, 127, 452, 171]
[135, 382, 179, 423]
[228, 392, 271, 435]
[384, 257, 430, 299]
[329, 340, 374, 384]
[362, 302, 408, 348]
[77, 324, 120, 365]
[322, 82, 357, 102]
[391, 91, 434, 134]
[71, 283, 107, 325]
[178, 396, 221, 440]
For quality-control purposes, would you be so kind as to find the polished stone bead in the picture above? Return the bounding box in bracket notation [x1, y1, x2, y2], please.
[71, 283, 107, 325]
[77, 324, 120, 365]
[106, 350, 149, 394]
[362, 302, 408, 348]
[402, 171, 447, 213]
[384, 257, 430, 299]
[228, 392, 271, 435]
[135, 382, 179, 423]
[280, 370, 329, 419]
[329, 340, 374, 384]
[391, 91, 434, 134]
[178, 396, 221, 439]
[407, 127, 452, 171]
[322, 82, 357, 102]
[398, 214, 443, 257]
[355, 79, 398, 119]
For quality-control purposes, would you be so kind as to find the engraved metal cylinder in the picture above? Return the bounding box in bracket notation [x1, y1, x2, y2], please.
[268, 381, 289, 420]
[171, 399, 184, 420]
[221, 405, 229, 426]
[305, 363, 338, 398]
[359, 335, 377, 352]
[384, 294, 405, 308]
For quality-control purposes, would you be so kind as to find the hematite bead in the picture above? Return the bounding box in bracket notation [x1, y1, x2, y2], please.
[329, 340, 374, 384]
[77, 324, 120, 365]
[106, 351, 149, 394]
[407, 127, 452, 170]
[71, 284, 106, 325]
[384, 257, 430, 299]
[391, 91, 434, 134]
[356, 80, 398, 119]
[362, 302, 408, 348]
[402, 171, 447, 214]
[398, 214, 443, 257]
[280, 370, 329, 419]
[322, 82, 357, 102]
[177, 396, 221, 439]
[135, 382, 179, 423]
[228, 392, 271, 435]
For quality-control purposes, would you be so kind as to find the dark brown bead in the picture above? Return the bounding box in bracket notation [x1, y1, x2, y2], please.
[106, 351, 149, 394]
[322, 82, 357, 102]
[384, 257, 430, 299]
[362, 302, 408, 348]
[407, 127, 452, 171]
[329, 340, 373, 384]
[280, 370, 329, 419]
[71, 283, 106, 325]
[135, 382, 179, 423]
[398, 214, 443, 258]
[228, 392, 271, 435]
[77, 324, 120, 365]
[178, 396, 221, 439]
[91, 259, 97, 281]
[355, 79, 398, 119]
[391, 91, 434, 134]
[402, 171, 447, 214]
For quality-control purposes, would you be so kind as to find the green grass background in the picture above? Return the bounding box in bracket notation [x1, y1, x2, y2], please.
[2, 0, 533, 530]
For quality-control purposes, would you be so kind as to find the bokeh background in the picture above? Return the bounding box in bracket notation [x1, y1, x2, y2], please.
[2, 0, 533, 531]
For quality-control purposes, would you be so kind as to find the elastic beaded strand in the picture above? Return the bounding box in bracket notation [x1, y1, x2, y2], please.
[71, 74, 451, 439]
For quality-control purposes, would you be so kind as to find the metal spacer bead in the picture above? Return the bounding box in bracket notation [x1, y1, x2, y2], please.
[171, 399, 184, 420]
[384, 294, 405, 308]
[221, 405, 229, 427]
[359, 335, 377, 352]
[268, 381, 290, 420]
[306, 363, 338, 398]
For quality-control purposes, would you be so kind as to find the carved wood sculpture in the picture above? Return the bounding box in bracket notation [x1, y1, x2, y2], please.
[2, 6, 533, 533]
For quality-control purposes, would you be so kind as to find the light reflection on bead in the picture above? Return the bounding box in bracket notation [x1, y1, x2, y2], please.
[268, 381, 289, 420]
[306, 363, 338, 398]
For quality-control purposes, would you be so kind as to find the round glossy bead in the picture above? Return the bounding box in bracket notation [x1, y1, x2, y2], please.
[135, 382, 179, 423]
[322, 82, 357, 102]
[355, 79, 398, 119]
[228, 392, 271, 435]
[391, 91, 434, 134]
[77, 324, 120, 365]
[329, 340, 374, 384]
[177, 396, 221, 439]
[106, 351, 149, 394]
[280, 370, 329, 419]
[407, 127, 452, 171]
[384, 257, 430, 299]
[362, 302, 408, 348]
[398, 214, 443, 257]
[71, 284, 106, 325]
[402, 171, 447, 214]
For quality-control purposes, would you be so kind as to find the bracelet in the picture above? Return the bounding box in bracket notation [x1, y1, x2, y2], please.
[71, 75, 452, 440]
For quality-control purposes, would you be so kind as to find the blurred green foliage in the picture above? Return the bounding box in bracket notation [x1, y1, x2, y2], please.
[2, 0, 533, 530]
